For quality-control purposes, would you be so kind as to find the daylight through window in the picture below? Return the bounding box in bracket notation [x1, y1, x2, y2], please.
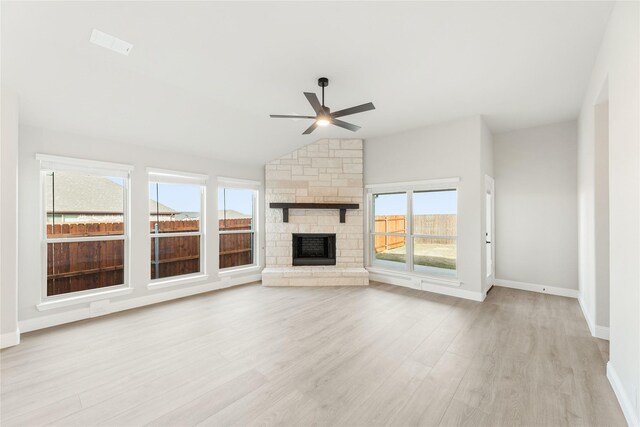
[218, 186, 257, 269]
[43, 165, 129, 297]
[371, 188, 457, 277]
[149, 171, 206, 281]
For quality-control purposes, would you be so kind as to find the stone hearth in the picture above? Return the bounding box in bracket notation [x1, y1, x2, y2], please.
[262, 138, 368, 287]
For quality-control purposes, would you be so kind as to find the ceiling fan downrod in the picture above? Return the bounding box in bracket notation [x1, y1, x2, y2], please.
[318, 77, 329, 108]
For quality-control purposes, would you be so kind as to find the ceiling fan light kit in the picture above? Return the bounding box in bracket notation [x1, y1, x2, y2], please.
[270, 77, 376, 135]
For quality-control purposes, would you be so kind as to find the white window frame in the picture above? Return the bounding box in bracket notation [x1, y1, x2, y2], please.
[217, 177, 260, 273]
[147, 168, 208, 287]
[366, 178, 460, 280]
[369, 191, 409, 271]
[37, 154, 134, 309]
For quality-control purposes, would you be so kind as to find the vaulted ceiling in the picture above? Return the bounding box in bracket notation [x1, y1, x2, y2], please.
[1, 1, 613, 164]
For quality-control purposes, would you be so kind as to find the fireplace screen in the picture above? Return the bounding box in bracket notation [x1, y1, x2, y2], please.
[292, 233, 336, 266]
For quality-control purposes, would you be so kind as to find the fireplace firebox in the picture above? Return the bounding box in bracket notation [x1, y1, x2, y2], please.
[292, 233, 336, 266]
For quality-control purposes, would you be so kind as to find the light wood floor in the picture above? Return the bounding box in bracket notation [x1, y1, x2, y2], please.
[1, 282, 625, 426]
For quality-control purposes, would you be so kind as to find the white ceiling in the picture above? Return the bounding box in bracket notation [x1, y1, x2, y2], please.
[1, 1, 613, 165]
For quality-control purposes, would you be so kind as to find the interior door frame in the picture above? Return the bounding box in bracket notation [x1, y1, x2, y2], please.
[485, 175, 495, 292]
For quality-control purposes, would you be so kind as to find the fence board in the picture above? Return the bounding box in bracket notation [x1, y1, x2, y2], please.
[219, 218, 253, 268]
[374, 215, 406, 253]
[413, 214, 457, 238]
[374, 214, 456, 253]
[219, 232, 253, 269]
[47, 218, 253, 296]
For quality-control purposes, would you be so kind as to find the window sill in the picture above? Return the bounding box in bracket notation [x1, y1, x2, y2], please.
[366, 267, 462, 287]
[219, 265, 262, 277]
[37, 286, 133, 311]
[147, 274, 209, 290]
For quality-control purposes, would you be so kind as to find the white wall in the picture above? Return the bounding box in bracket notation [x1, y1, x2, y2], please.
[364, 116, 486, 300]
[480, 118, 494, 292]
[17, 125, 264, 333]
[578, 2, 639, 424]
[594, 101, 610, 328]
[493, 121, 578, 292]
[1, 88, 20, 348]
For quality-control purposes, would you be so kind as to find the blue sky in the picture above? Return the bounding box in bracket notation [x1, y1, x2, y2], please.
[374, 190, 457, 215]
[114, 177, 454, 217]
[110, 178, 253, 215]
[218, 188, 253, 215]
[149, 182, 202, 213]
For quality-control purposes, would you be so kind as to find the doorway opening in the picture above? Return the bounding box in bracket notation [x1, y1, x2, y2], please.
[485, 176, 495, 293]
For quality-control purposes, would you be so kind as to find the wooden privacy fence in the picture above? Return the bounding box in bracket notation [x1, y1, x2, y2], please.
[150, 219, 201, 280]
[48, 222, 124, 238]
[374, 214, 457, 253]
[47, 218, 253, 296]
[47, 239, 125, 296]
[374, 215, 406, 253]
[413, 214, 456, 242]
[219, 218, 253, 269]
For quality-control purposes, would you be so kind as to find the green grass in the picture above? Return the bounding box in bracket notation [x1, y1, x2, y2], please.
[375, 243, 456, 270]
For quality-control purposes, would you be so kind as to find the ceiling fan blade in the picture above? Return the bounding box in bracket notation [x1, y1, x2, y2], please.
[331, 102, 375, 119]
[303, 92, 324, 114]
[270, 114, 316, 119]
[331, 118, 361, 132]
[302, 121, 319, 135]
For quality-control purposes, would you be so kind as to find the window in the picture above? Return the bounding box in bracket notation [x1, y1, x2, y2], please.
[218, 179, 258, 270]
[40, 155, 132, 298]
[149, 169, 206, 282]
[370, 184, 458, 278]
[412, 190, 457, 276]
[372, 192, 407, 270]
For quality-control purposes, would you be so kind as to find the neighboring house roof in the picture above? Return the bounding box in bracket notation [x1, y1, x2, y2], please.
[218, 209, 251, 219]
[46, 174, 175, 214]
[45, 174, 252, 218]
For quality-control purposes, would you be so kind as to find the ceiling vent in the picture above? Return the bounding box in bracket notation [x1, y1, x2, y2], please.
[90, 29, 132, 56]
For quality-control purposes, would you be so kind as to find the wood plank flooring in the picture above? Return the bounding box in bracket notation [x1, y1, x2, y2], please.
[0, 282, 626, 426]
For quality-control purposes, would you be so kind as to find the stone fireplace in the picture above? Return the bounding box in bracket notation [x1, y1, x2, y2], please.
[262, 138, 369, 286]
[292, 233, 336, 266]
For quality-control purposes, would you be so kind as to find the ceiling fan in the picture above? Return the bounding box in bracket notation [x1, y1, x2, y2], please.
[270, 77, 375, 135]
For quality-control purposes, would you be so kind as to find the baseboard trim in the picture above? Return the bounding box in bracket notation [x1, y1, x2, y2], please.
[368, 270, 484, 302]
[18, 274, 262, 334]
[577, 296, 610, 340]
[578, 296, 596, 336]
[607, 361, 640, 427]
[595, 325, 610, 341]
[494, 278, 579, 298]
[499, 280, 613, 341]
[0, 329, 20, 349]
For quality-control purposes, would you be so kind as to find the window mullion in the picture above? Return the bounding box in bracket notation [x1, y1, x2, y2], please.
[407, 190, 413, 272]
[219, 230, 254, 235]
[370, 232, 407, 237]
[46, 235, 126, 244]
[412, 234, 457, 240]
[150, 231, 201, 238]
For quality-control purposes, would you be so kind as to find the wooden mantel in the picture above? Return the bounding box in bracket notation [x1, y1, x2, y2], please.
[269, 203, 359, 223]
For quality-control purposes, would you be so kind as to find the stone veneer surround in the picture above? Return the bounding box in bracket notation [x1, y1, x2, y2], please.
[262, 138, 368, 286]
